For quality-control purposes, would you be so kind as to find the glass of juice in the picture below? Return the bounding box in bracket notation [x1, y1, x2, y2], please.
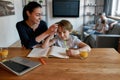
[0, 47, 8, 61]
[0, 48, 2, 60]
[79, 50, 88, 59]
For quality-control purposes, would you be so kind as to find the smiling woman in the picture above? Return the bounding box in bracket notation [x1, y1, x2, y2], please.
[0, 0, 15, 17]
[16, 1, 57, 49]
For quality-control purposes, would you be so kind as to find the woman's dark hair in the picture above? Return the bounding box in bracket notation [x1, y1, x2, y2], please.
[23, 1, 42, 20]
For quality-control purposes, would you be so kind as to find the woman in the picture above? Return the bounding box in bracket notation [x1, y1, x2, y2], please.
[16, 1, 57, 49]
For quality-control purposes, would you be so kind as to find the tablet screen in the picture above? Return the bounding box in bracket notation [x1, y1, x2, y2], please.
[3, 60, 30, 73]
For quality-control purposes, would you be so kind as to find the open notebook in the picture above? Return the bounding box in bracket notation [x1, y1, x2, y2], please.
[27, 46, 69, 58]
[0, 56, 40, 76]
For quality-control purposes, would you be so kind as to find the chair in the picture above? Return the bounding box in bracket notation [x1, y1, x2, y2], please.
[84, 34, 120, 52]
[96, 35, 120, 50]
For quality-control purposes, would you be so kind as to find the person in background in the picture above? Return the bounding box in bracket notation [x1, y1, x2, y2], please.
[97, 19, 109, 33]
[83, 13, 118, 48]
[42, 20, 91, 57]
[16, 1, 57, 49]
[94, 13, 118, 33]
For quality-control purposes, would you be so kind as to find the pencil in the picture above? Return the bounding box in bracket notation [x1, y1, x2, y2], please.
[39, 58, 46, 65]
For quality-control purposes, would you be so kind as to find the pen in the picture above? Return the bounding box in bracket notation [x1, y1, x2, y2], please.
[64, 40, 69, 50]
[39, 58, 46, 65]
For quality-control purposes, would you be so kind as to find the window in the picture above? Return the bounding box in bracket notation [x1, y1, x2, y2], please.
[111, 0, 120, 17]
[115, 0, 120, 16]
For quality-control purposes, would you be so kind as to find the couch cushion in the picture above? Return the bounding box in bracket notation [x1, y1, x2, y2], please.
[108, 23, 120, 34]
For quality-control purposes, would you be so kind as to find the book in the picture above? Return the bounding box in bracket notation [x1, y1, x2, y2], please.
[27, 46, 69, 58]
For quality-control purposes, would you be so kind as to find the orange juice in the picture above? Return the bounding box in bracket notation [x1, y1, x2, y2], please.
[0, 49, 8, 61]
[0, 51, 2, 57]
[80, 51, 88, 59]
[1, 50, 8, 57]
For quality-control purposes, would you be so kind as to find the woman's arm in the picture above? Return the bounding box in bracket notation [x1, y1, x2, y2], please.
[109, 21, 118, 29]
[35, 24, 58, 42]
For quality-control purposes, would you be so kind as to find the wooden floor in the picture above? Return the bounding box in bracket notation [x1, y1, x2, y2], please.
[10, 40, 21, 47]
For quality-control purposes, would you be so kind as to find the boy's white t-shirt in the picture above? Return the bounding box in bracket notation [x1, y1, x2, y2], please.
[55, 35, 81, 48]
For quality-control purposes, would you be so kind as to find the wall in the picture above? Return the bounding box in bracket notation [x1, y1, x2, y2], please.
[0, 0, 99, 47]
[47, 0, 84, 33]
[0, 0, 84, 47]
[0, 0, 23, 47]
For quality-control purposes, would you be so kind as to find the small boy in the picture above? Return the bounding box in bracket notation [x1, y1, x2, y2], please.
[42, 20, 91, 57]
[99, 19, 109, 33]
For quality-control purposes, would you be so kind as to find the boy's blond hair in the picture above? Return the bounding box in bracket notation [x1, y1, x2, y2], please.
[56, 20, 73, 32]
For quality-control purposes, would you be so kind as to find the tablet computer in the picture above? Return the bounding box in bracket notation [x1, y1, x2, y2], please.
[0, 56, 41, 76]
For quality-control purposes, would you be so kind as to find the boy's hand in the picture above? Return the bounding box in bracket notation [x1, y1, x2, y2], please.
[66, 49, 79, 57]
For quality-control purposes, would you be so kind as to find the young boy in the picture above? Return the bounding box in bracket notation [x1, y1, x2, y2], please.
[99, 19, 109, 33]
[42, 20, 91, 57]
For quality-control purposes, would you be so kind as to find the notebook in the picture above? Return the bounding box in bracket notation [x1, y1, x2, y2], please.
[0, 56, 41, 76]
[27, 46, 69, 58]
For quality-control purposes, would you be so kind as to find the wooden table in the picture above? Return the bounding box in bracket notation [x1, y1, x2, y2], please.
[0, 48, 120, 80]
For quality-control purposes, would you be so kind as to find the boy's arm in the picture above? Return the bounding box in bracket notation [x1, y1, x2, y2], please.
[78, 42, 91, 52]
[66, 41, 91, 57]
[41, 35, 56, 48]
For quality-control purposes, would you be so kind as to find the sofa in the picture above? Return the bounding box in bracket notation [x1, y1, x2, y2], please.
[83, 20, 120, 51]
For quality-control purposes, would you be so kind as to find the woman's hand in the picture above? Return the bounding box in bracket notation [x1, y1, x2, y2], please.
[36, 24, 57, 43]
[47, 24, 58, 35]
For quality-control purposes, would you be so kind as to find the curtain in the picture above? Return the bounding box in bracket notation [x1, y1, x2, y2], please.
[103, 0, 113, 16]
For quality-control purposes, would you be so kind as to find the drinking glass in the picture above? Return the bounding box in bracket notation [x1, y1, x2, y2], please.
[0, 47, 8, 61]
[79, 50, 88, 59]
